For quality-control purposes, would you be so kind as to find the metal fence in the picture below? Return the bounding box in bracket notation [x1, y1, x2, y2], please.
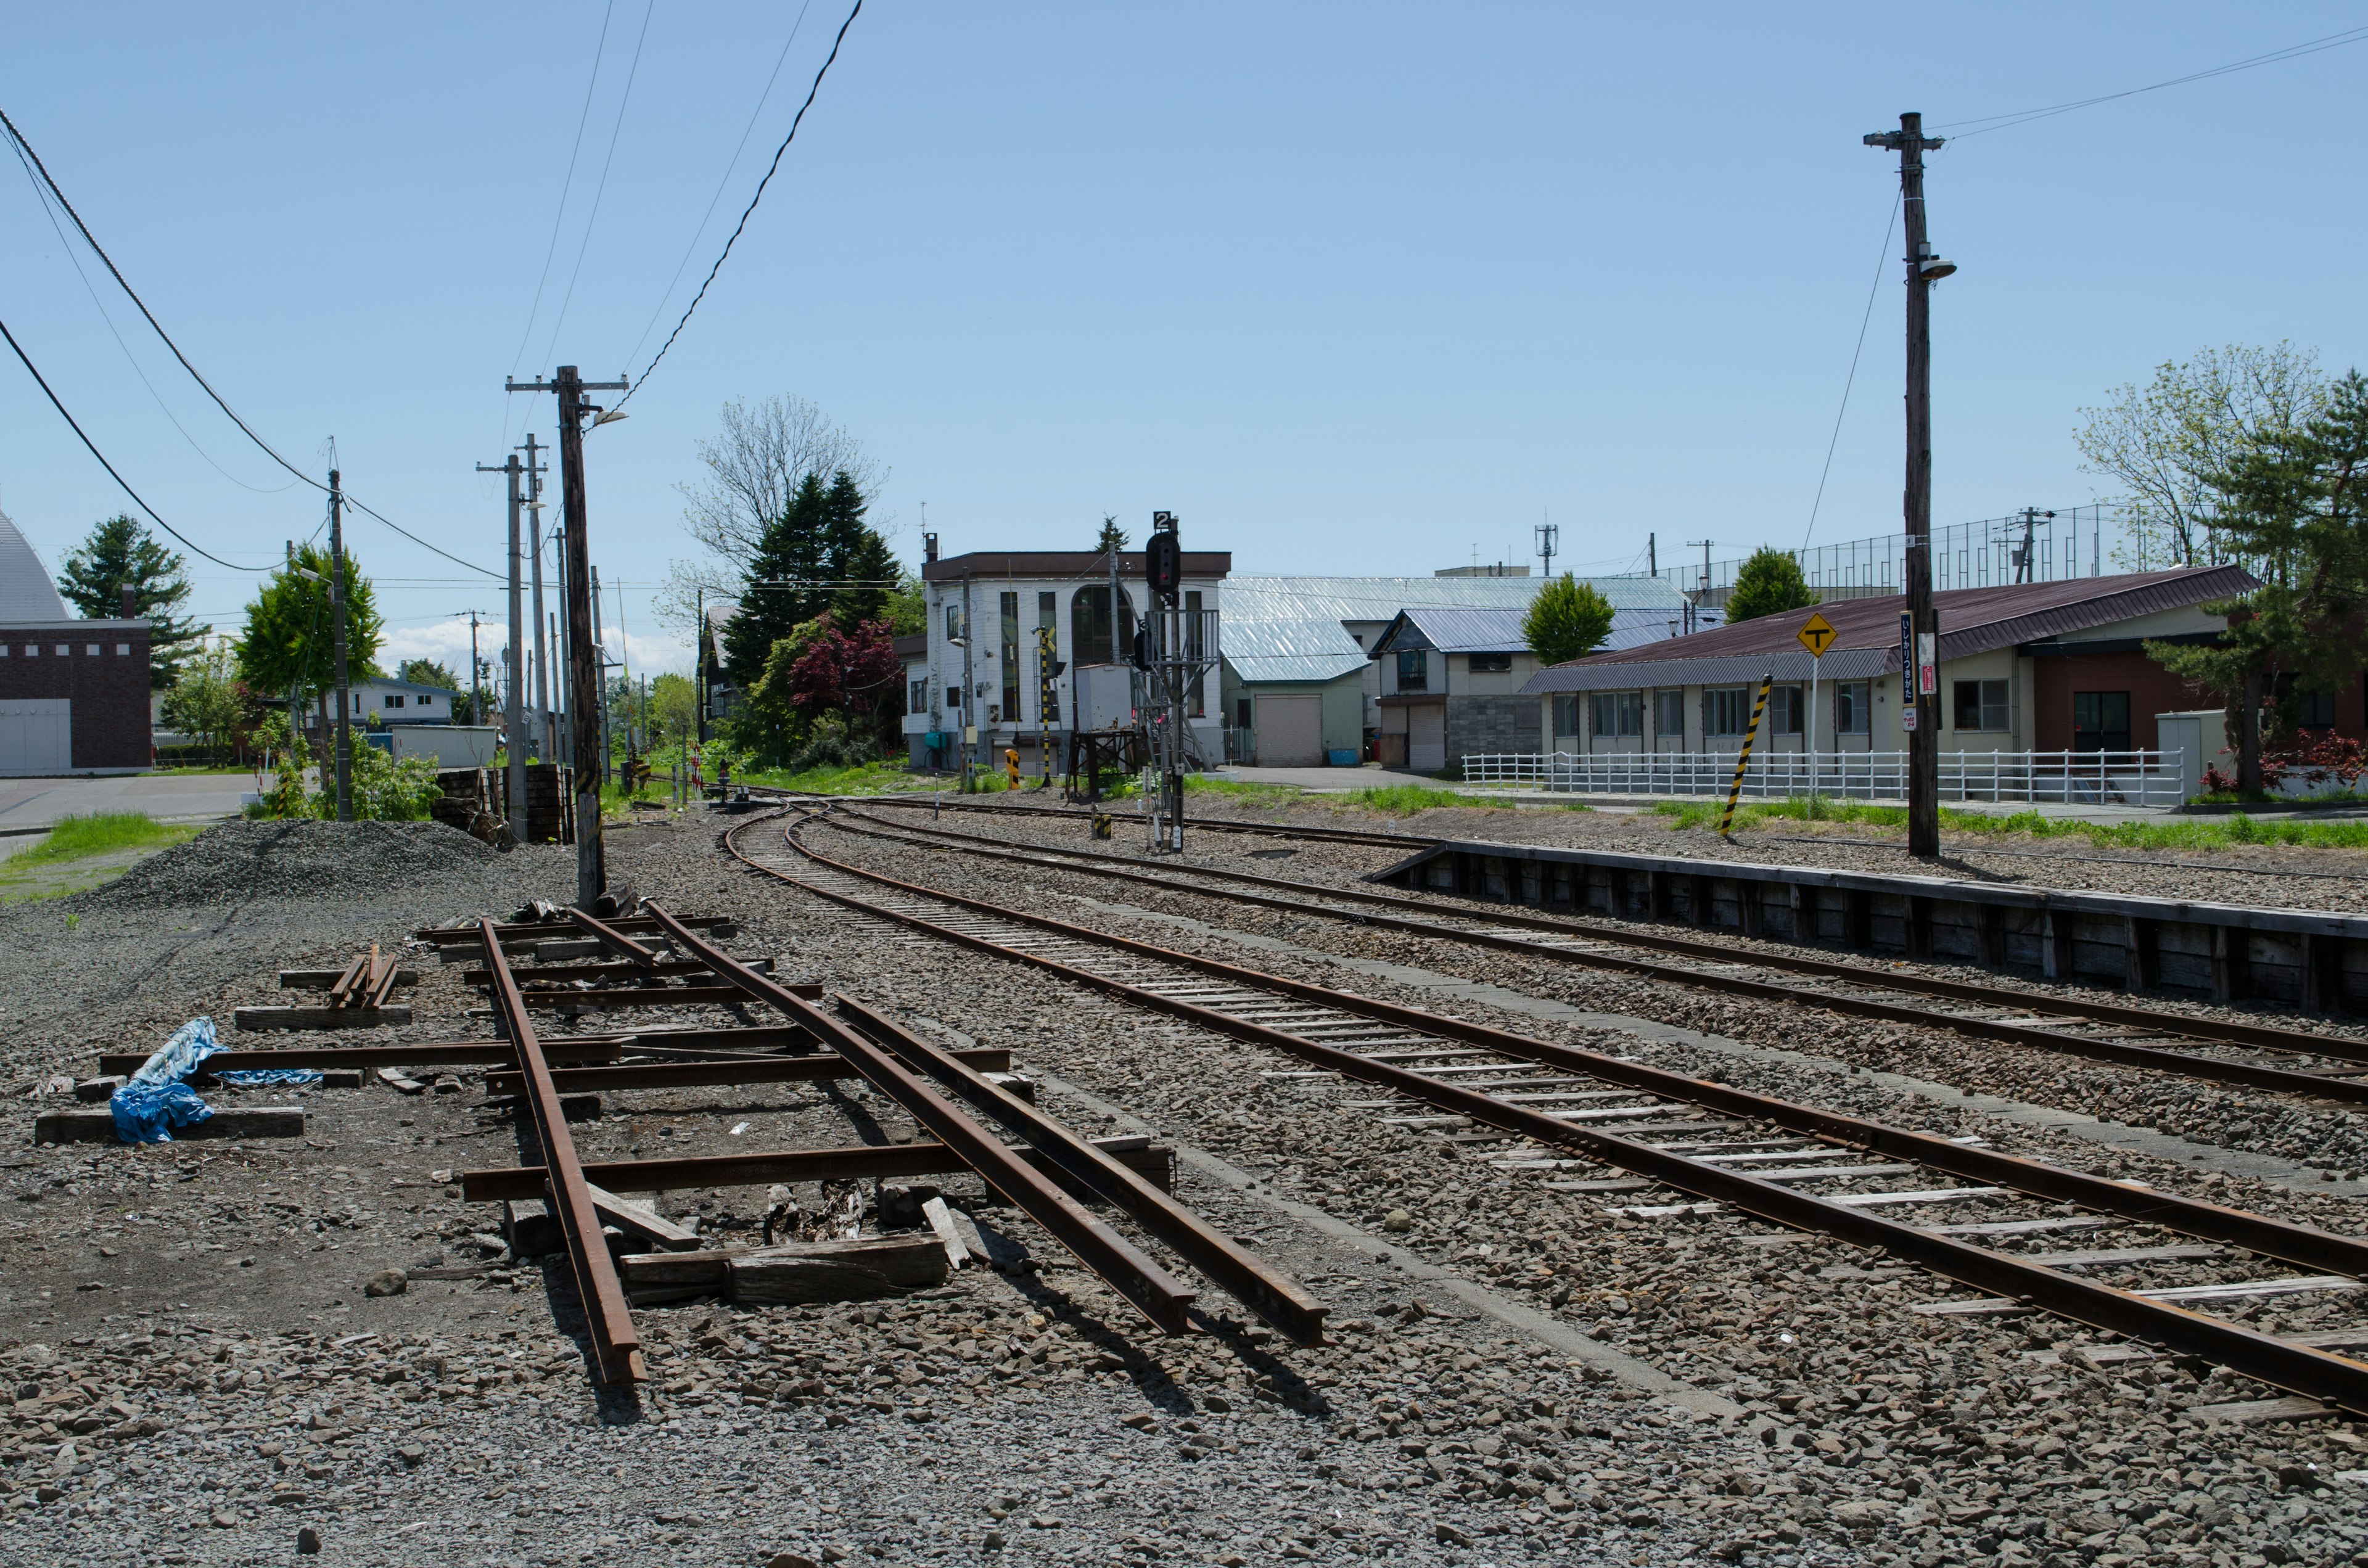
[1460, 748, 2186, 807]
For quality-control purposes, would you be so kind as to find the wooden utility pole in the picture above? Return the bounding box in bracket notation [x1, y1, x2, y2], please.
[474, 453, 527, 831]
[327, 466, 352, 823]
[508, 365, 628, 906]
[1865, 112, 1954, 859]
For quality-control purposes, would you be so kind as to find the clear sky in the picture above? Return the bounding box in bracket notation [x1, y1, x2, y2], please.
[4, 4, 2364, 677]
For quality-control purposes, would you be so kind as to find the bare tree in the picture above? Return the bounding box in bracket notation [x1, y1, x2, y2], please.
[657, 396, 886, 634]
[2075, 343, 2326, 570]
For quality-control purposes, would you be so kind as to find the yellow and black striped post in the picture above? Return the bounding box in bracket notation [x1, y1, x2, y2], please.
[1718, 673, 1774, 839]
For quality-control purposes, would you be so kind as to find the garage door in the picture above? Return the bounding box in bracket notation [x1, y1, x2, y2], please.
[1254, 694, 1324, 768]
[0, 700, 72, 777]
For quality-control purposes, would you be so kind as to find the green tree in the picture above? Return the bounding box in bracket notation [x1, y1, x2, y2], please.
[233, 543, 383, 745]
[2148, 368, 2368, 792]
[1724, 547, 1817, 623]
[648, 672, 698, 747]
[56, 514, 208, 687]
[1095, 515, 1128, 554]
[821, 470, 899, 627]
[2075, 343, 2328, 569]
[1523, 575, 1616, 665]
[723, 468, 903, 683]
[160, 640, 247, 761]
[882, 571, 926, 637]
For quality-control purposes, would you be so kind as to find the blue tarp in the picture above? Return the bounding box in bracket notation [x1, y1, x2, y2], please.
[109, 1017, 321, 1144]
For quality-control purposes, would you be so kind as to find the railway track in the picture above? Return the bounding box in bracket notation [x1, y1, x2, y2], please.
[727, 805, 2368, 1422]
[790, 799, 2368, 1106]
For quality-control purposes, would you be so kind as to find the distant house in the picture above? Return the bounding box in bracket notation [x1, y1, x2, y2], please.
[351, 676, 459, 726]
[1521, 567, 2281, 759]
[1218, 573, 1695, 770]
[0, 504, 150, 776]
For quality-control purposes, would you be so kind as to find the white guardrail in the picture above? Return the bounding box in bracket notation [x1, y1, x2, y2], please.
[1460, 749, 2187, 807]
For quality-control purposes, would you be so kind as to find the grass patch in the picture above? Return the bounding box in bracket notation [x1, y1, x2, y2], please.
[733, 759, 920, 795]
[1651, 795, 2368, 853]
[15, 813, 194, 864]
[1188, 776, 1304, 805]
[1341, 784, 1515, 814]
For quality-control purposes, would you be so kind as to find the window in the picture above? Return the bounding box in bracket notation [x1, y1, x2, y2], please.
[2300, 690, 2339, 729]
[86, 644, 99, 657]
[1468, 652, 1513, 673]
[1235, 697, 1252, 730]
[947, 688, 964, 713]
[1953, 678, 2009, 732]
[418, 694, 434, 708]
[2072, 691, 2131, 753]
[908, 677, 927, 716]
[1655, 689, 1685, 740]
[1396, 649, 1428, 691]
[1768, 685, 1804, 736]
[1000, 591, 1021, 726]
[1070, 586, 1135, 666]
[1704, 686, 1753, 736]
[945, 603, 965, 644]
[24, 645, 36, 657]
[55, 646, 68, 657]
[1836, 681, 1870, 735]
[385, 694, 405, 709]
[1037, 591, 1060, 722]
[1552, 694, 1580, 739]
[115, 643, 130, 656]
[1589, 691, 1642, 737]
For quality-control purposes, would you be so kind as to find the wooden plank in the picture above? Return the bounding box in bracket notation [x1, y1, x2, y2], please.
[98, 1040, 623, 1076]
[232, 1005, 412, 1032]
[2026, 1244, 2226, 1268]
[459, 1138, 1179, 1203]
[482, 1045, 1013, 1097]
[2186, 1395, 2337, 1426]
[377, 1066, 426, 1095]
[508, 987, 761, 1011]
[280, 967, 417, 990]
[416, 914, 739, 945]
[461, 957, 775, 987]
[923, 1197, 973, 1270]
[585, 1183, 702, 1251]
[35, 1106, 305, 1144]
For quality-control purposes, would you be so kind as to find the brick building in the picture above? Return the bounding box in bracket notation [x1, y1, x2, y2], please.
[0, 506, 151, 776]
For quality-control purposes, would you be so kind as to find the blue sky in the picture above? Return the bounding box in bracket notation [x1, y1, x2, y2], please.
[3, 4, 2363, 676]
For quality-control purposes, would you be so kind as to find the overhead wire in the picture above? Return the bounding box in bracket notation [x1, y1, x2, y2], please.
[1801, 193, 1899, 551]
[0, 313, 270, 573]
[536, 0, 656, 376]
[622, 0, 816, 371]
[1, 105, 505, 579]
[618, 0, 863, 408]
[503, 0, 617, 419]
[1935, 24, 2368, 139]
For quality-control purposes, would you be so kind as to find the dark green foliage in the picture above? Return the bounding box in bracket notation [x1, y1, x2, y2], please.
[1095, 515, 1128, 554]
[1724, 547, 1817, 623]
[2148, 368, 2368, 790]
[1523, 575, 1616, 665]
[724, 469, 902, 683]
[234, 543, 382, 699]
[56, 514, 207, 687]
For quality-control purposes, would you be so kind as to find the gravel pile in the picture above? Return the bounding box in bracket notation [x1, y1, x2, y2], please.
[86, 819, 545, 913]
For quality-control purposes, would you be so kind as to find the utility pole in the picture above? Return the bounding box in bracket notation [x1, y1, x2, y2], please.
[509, 365, 629, 907]
[1865, 112, 1955, 859]
[1684, 538, 1714, 635]
[1647, 532, 1656, 578]
[592, 567, 611, 787]
[1534, 519, 1558, 580]
[453, 610, 491, 729]
[522, 433, 552, 760]
[478, 451, 528, 831]
[327, 462, 352, 822]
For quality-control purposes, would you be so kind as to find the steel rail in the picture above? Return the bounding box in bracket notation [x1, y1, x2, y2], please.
[742, 819, 2368, 1416]
[565, 905, 665, 967]
[816, 808, 2368, 1101]
[631, 901, 1200, 1334]
[831, 994, 1328, 1345]
[462, 1143, 990, 1202]
[766, 787, 1428, 850]
[475, 917, 646, 1386]
[834, 805, 2356, 1059]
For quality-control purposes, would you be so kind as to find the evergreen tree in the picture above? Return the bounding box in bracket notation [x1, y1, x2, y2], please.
[725, 472, 831, 683]
[56, 514, 208, 687]
[1724, 546, 1817, 622]
[1523, 575, 1616, 665]
[1095, 515, 1128, 554]
[821, 469, 900, 627]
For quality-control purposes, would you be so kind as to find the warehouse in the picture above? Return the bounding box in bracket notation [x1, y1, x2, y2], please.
[0, 505, 150, 776]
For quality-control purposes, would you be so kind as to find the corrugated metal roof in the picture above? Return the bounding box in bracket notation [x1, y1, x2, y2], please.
[1221, 574, 1687, 685]
[0, 504, 72, 625]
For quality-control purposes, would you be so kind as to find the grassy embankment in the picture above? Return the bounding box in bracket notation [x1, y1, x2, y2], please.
[0, 813, 202, 901]
[1653, 796, 2368, 852]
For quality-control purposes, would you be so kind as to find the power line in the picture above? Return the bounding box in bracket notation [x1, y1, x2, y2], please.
[1, 106, 504, 580]
[6, 133, 298, 496]
[623, 0, 816, 371]
[503, 0, 617, 407]
[618, 0, 863, 408]
[537, 0, 656, 376]
[338, 490, 505, 581]
[0, 312, 269, 573]
[1802, 193, 1899, 551]
[1936, 25, 2368, 139]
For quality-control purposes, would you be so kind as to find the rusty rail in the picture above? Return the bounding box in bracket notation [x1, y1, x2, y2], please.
[476, 917, 645, 1386]
[633, 901, 1200, 1335]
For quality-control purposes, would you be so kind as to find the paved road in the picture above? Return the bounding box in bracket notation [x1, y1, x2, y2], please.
[0, 772, 255, 832]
